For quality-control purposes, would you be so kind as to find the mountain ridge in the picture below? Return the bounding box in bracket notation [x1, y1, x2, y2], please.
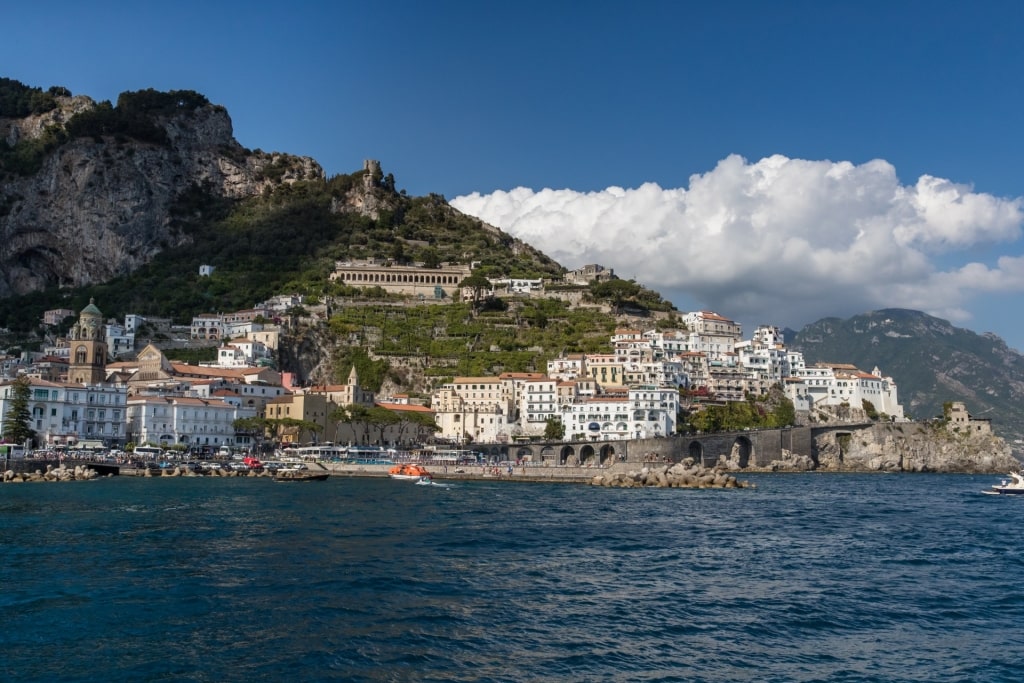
[790, 308, 1024, 447]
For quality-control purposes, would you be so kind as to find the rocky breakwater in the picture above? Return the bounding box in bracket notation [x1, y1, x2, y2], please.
[590, 459, 754, 489]
[3, 464, 102, 483]
[140, 466, 268, 478]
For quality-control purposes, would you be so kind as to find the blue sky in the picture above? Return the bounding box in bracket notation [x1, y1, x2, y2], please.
[5, 1, 1024, 350]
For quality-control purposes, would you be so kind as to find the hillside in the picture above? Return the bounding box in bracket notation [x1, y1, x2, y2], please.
[6, 80, 1021, 441]
[0, 80, 676, 391]
[789, 309, 1024, 447]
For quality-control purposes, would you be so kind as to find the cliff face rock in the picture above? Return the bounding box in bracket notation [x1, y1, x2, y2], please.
[0, 93, 323, 297]
[813, 423, 1019, 473]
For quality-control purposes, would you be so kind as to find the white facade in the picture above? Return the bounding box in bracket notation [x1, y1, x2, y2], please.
[0, 378, 127, 447]
[126, 395, 241, 449]
[518, 378, 558, 435]
[104, 321, 136, 358]
[546, 355, 587, 381]
[204, 339, 272, 368]
[562, 385, 677, 442]
[786, 364, 904, 420]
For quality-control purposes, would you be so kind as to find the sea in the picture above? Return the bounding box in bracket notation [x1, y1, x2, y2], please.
[1, 473, 1022, 683]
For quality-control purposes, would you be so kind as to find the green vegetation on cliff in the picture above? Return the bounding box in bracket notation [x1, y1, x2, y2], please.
[324, 300, 618, 389]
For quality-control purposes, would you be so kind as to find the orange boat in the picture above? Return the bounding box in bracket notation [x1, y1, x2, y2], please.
[389, 463, 432, 481]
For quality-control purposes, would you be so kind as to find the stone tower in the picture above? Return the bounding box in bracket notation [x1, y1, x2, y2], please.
[67, 298, 108, 385]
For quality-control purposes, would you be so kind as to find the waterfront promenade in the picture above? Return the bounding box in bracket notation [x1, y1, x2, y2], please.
[1, 457, 610, 484]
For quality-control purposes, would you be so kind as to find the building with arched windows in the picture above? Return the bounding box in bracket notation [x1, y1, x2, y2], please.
[329, 259, 471, 299]
[67, 299, 108, 385]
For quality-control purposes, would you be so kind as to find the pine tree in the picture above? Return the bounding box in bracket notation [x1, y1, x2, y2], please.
[2, 375, 36, 446]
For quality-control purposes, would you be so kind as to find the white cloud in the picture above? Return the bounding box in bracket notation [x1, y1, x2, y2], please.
[450, 154, 1024, 331]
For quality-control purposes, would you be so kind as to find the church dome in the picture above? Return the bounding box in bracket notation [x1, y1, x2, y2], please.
[80, 298, 103, 317]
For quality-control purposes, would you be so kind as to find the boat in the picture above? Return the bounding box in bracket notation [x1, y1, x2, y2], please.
[273, 470, 330, 482]
[389, 463, 432, 481]
[983, 471, 1024, 495]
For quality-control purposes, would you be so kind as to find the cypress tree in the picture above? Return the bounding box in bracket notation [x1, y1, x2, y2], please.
[2, 376, 36, 446]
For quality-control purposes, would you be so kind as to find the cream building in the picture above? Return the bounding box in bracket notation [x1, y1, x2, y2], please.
[330, 259, 472, 299]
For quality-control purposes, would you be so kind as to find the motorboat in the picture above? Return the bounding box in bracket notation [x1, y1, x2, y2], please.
[984, 471, 1024, 495]
[389, 463, 432, 481]
[273, 470, 329, 482]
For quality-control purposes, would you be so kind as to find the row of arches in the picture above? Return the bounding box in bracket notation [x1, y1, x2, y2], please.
[333, 271, 463, 285]
[473, 434, 758, 468]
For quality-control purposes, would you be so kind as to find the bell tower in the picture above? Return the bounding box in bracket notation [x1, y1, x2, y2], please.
[67, 298, 108, 385]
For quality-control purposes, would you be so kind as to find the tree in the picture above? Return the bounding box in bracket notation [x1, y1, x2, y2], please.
[459, 274, 492, 313]
[366, 406, 401, 444]
[420, 248, 441, 269]
[333, 403, 372, 443]
[2, 376, 36, 446]
[328, 404, 353, 443]
[862, 399, 879, 421]
[405, 411, 440, 443]
[234, 416, 274, 453]
[767, 396, 796, 428]
[389, 239, 407, 264]
[269, 417, 321, 444]
[588, 279, 642, 312]
[544, 417, 565, 441]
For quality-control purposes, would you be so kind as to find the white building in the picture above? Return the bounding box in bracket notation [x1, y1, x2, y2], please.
[683, 311, 743, 362]
[0, 378, 128, 447]
[204, 339, 273, 368]
[104, 321, 136, 358]
[126, 395, 241, 450]
[786, 363, 904, 420]
[562, 385, 677, 442]
[546, 354, 587, 381]
[518, 377, 558, 436]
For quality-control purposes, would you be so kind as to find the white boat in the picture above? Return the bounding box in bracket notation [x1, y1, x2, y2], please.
[983, 471, 1024, 495]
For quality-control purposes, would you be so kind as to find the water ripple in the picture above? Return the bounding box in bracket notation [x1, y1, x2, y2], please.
[1, 474, 1022, 681]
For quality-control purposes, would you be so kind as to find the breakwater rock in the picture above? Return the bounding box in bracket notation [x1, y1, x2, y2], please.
[590, 459, 753, 489]
[3, 464, 102, 483]
[139, 466, 267, 477]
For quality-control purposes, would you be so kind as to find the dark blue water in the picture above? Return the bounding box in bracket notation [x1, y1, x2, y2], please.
[2, 474, 1022, 682]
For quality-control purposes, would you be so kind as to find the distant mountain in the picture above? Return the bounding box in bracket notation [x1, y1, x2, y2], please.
[789, 309, 1024, 448]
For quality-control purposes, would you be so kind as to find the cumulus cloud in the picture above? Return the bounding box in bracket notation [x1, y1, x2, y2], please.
[450, 154, 1024, 331]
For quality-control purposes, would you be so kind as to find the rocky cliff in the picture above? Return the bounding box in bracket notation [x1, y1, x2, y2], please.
[739, 422, 1014, 474]
[0, 90, 322, 297]
[810, 423, 1020, 473]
